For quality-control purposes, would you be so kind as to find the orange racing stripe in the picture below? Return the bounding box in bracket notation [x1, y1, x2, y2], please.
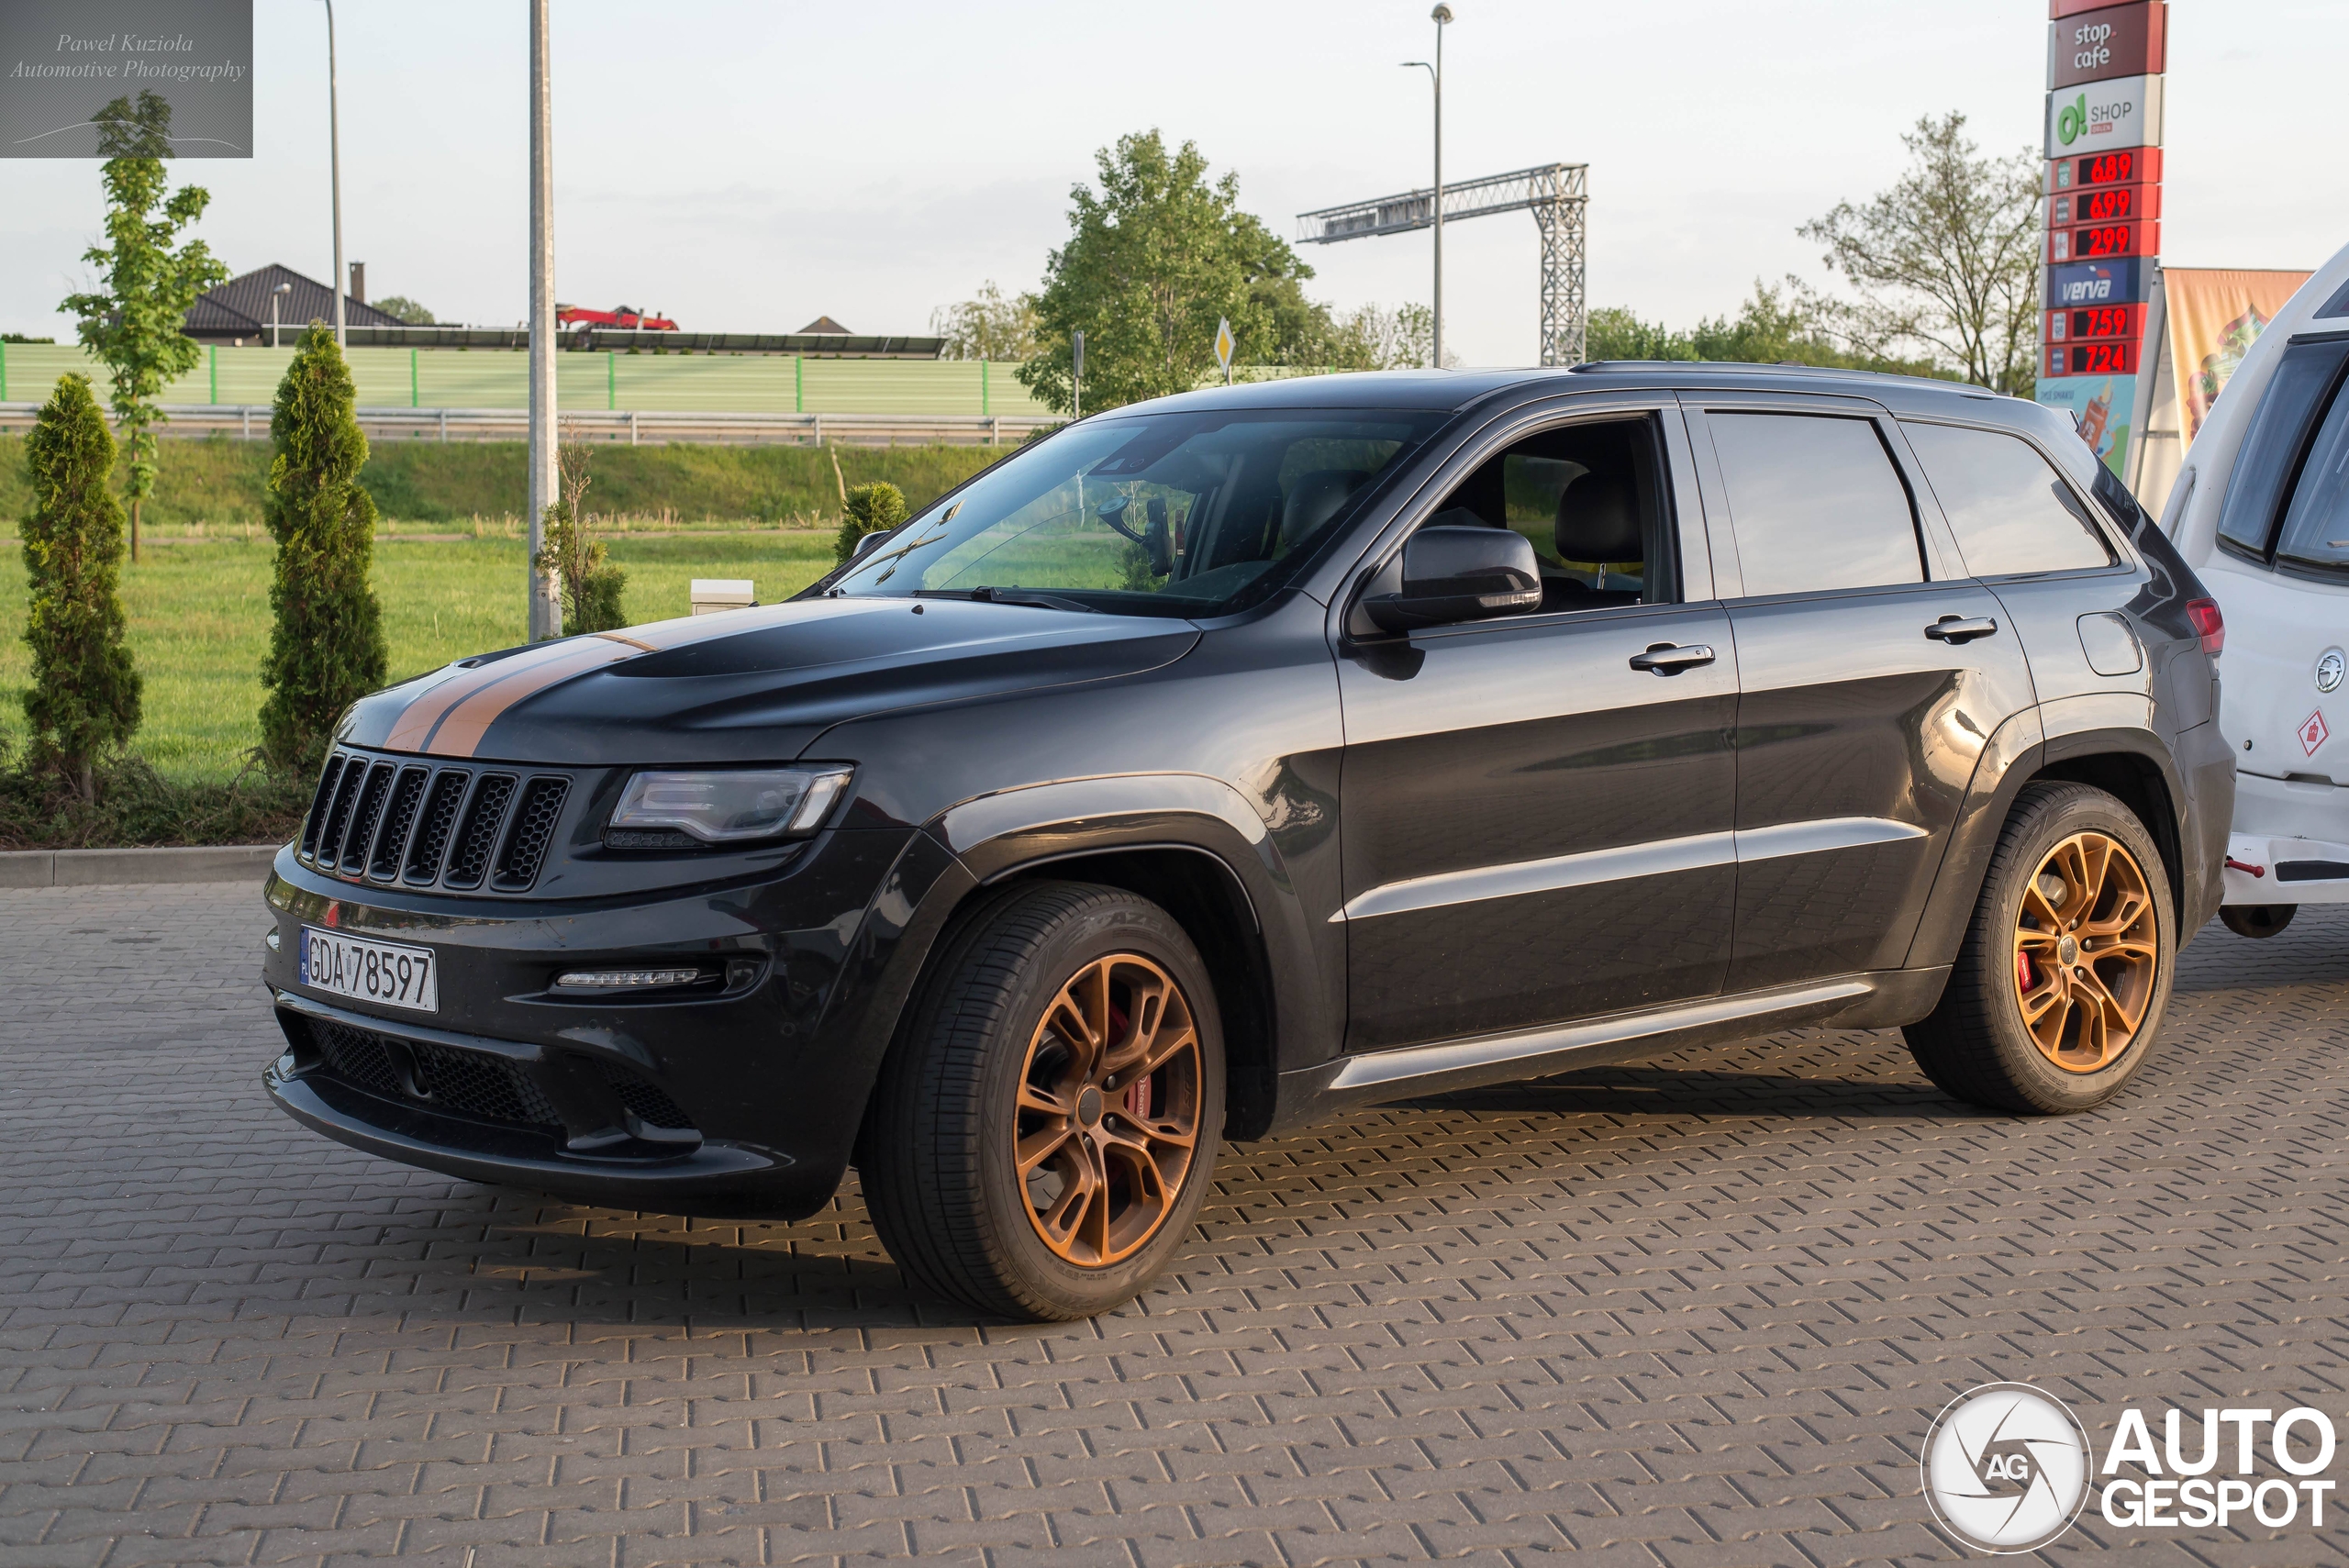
[421, 639, 640, 757]
[380, 625, 710, 756]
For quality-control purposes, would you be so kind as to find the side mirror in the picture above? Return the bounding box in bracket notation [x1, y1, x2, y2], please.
[852, 529, 889, 560]
[1364, 526, 1542, 633]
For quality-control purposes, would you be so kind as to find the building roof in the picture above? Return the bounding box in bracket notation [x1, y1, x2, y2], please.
[796, 315, 853, 335]
[186, 264, 406, 344]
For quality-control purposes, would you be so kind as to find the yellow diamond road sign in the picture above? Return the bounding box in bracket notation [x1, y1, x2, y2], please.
[1214, 317, 1235, 372]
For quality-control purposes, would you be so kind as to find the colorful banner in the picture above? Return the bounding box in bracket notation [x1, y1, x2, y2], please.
[2163, 268, 2314, 440]
[2038, 374, 2138, 477]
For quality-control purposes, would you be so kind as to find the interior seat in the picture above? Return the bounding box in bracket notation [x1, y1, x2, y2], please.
[1276, 470, 1368, 555]
[1551, 469, 1644, 607]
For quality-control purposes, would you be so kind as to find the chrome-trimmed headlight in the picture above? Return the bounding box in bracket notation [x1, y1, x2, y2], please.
[607, 766, 852, 843]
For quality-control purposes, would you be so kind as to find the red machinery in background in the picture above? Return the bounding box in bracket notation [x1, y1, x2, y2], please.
[555, 304, 677, 343]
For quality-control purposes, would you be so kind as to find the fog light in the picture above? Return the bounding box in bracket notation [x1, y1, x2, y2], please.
[553, 967, 705, 992]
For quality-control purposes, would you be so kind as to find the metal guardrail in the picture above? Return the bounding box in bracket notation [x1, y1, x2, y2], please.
[261, 327, 952, 358]
[0, 404, 1059, 448]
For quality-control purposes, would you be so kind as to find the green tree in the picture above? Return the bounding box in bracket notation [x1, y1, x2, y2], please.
[834, 480, 909, 564]
[534, 433, 628, 634]
[1586, 281, 1946, 378]
[1233, 215, 1378, 371]
[1020, 131, 1284, 414]
[932, 282, 1039, 361]
[59, 92, 228, 562]
[19, 374, 140, 801]
[1798, 111, 2042, 395]
[1330, 301, 1452, 370]
[258, 324, 388, 774]
[373, 295, 436, 326]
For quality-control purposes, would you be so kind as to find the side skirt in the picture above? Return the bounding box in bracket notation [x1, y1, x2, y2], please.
[1268, 966, 1950, 1131]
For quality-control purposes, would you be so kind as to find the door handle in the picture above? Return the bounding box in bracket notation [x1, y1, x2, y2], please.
[1925, 615, 1999, 643]
[1628, 642, 1716, 674]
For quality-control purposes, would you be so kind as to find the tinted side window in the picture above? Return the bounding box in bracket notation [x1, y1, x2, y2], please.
[2218, 338, 2349, 560]
[1904, 422, 2113, 576]
[1707, 413, 1922, 596]
[1423, 415, 1673, 609]
[2274, 365, 2349, 579]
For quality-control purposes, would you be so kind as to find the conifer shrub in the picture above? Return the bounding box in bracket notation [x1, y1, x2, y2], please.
[538, 498, 629, 634]
[19, 373, 141, 800]
[258, 323, 388, 774]
[834, 480, 909, 564]
[535, 433, 629, 634]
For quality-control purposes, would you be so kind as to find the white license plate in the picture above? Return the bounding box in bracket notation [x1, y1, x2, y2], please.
[299, 927, 439, 1013]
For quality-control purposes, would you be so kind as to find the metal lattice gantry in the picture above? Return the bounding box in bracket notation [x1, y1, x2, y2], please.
[1297, 161, 1588, 366]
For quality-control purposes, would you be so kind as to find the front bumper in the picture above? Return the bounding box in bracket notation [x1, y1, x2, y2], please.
[258, 824, 969, 1219]
[264, 1005, 805, 1213]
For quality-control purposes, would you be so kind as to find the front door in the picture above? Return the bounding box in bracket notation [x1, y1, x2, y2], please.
[1685, 398, 2039, 992]
[1336, 408, 1740, 1052]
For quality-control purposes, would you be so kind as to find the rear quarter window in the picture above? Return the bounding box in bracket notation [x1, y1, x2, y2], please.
[2272, 360, 2349, 579]
[2217, 336, 2349, 562]
[1904, 422, 2113, 576]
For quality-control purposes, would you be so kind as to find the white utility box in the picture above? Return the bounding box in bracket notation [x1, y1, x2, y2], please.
[688, 579, 755, 616]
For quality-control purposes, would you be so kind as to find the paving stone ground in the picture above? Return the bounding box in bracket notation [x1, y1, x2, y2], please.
[3, 882, 2346, 1568]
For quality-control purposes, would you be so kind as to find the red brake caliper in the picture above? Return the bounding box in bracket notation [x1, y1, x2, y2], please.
[2016, 949, 2034, 995]
[1107, 1002, 1150, 1120]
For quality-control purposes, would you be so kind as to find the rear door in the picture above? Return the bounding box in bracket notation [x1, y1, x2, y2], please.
[1684, 395, 2039, 992]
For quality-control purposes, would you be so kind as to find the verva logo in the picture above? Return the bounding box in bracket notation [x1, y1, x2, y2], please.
[2059, 268, 2115, 305]
[2302, 710, 2331, 757]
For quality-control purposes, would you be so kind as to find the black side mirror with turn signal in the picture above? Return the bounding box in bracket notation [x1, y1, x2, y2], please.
[1363, 526, 1542, 633]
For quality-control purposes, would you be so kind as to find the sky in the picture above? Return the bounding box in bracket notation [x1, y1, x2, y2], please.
[5, 0, 2343, 368]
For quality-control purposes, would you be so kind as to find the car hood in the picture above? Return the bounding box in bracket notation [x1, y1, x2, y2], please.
[338, 595, 1201, 766]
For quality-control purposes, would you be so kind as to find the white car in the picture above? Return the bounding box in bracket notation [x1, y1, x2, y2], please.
[2164, 241, 2349, 937]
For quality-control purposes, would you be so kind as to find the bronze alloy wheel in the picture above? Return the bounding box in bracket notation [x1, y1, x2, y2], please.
[2012, 830, 2160, 1073]
[1014, 953, 1204, 1268]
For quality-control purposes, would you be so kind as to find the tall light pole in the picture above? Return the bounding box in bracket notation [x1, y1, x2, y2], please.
[526, 0, 562, 640]
[1402, 3, 1452, 368]
[324, 0, 344, 347]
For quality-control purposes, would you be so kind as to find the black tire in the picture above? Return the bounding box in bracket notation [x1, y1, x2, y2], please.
[2221, 904, 2297, 940]
[860, 881, 1225, 1320]
[1904, 782, 2176, 1115]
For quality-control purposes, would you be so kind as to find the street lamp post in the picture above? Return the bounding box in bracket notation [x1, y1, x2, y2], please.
[1402, 3, 1453, 369]
[324, 0, 344, 348]
[525, 0, 562, 640]
[271, 281, 291, 348]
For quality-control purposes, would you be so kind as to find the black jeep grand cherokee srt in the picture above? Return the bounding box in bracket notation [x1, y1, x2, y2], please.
[262, 363, 2233, 1319]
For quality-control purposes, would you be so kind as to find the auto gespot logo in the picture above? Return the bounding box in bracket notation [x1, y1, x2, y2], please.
[1921, 1385, 2343, 1553]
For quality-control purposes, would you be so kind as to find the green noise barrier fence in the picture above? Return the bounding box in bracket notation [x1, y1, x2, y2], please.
[0, 343, 1055, 417]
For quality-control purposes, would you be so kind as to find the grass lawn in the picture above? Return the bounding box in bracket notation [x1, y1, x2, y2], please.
[0, 531, 840, 783]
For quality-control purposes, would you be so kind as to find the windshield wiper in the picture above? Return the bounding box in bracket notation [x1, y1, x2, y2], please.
[911, 587, 1094, 613]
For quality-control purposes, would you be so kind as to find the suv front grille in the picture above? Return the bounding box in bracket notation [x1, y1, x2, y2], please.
[297, 749, 571, 894]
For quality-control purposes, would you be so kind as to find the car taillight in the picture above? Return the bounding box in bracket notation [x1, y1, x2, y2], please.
[2185, 596, 2223, 656]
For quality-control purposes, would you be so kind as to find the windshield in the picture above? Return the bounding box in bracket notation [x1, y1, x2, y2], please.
[821, 408, 1450, 617]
